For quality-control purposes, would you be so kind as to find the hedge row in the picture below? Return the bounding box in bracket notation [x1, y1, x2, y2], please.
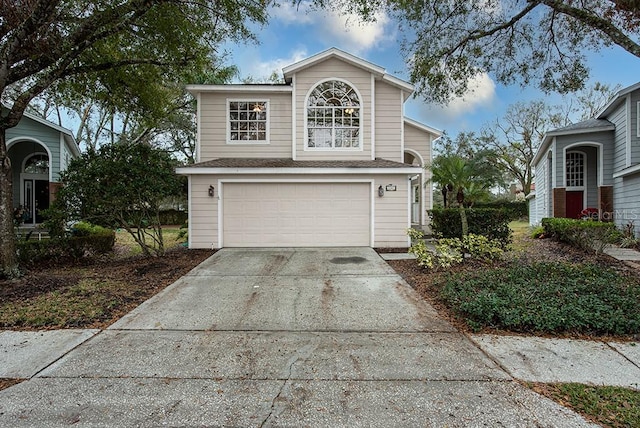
[17, 226, 115, 266]
[541, 217, 621, 255]
[428, 208, 512, 246]
[472, 201, 528, 221]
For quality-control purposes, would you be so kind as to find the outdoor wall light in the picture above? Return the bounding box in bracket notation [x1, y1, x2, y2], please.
[378, 185, 384, 197]
[208, 185, 215, 197]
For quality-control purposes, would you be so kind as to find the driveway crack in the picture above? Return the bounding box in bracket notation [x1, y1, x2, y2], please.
[259, 341, 318, 427]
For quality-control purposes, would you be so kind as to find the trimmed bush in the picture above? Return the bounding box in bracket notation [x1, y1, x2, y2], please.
[473, 201, 528, 221]
[429, 208, 512, 246]
[541, 217, 621, 254]
[16, 224, 115, 266]
[438, 262, 640, 335]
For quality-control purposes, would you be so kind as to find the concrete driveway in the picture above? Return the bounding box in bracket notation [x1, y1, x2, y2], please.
[0, 248, 594, 427]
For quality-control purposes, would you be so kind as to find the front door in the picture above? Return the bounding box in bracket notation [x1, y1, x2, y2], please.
[566, 190, 583, 219]
[23, 179, 49, 224]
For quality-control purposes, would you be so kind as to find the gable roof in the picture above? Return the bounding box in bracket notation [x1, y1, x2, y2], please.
[282, 47, 414, 97]
[2, 104, 81, 156]
[597, 81, 640, 118]
[404, 117, 442, 137]
[531, 118, 615, 166]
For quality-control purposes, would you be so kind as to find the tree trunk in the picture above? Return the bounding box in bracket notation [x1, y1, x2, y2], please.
[459, 204, 469, 237]
[0, 129, 19, 278]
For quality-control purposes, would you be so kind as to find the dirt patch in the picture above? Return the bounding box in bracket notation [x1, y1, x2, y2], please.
[0, 247, 215, 330]
[0, 378, 22, 391]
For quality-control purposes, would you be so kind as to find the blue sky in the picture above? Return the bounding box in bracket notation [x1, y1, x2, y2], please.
[223, 3, 640, 137]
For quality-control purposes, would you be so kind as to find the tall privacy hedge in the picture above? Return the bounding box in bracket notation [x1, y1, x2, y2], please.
[429, 208, 512, 246]
[472, 201, 528, 221]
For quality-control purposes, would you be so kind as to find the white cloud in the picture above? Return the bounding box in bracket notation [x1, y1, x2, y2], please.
[242, 48, 309, 82]
[317, 10, 393, 55]
[409, 72, 497, 132]
[269, 2, 314, 25]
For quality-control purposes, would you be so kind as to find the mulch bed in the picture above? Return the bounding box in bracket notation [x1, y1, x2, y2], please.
[388, 236, 640, 340]
[0, 247, 215, 330]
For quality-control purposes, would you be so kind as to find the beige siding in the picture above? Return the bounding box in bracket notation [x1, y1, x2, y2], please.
[375, 81, 403, 162]
[189, 175, 219, 248]
[187, 173, 410, 248]
[373, 174, 410, 247]
[294, 58, 372, 160]
[199, 92, 292, 161]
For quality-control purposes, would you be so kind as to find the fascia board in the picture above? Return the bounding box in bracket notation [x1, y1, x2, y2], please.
[176, 167, 423, 175]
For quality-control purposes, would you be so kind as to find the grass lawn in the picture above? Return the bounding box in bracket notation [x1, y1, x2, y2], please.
[114, 225, 187, 257]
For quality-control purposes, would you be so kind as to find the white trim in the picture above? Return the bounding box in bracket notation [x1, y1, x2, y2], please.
[613, 163, 640, 178]
[400, 90, 405, 162]
[196, 92, 202, 162]
[597, 81, 640, 118]
[421, 172, 426, 225]
[370, 182, 375, 247]
[303, 78, 364, 152]
[403, 117, 442, 137]
[637, 101, 640, 138]
[7, 138, 54, 182]
[283, 48, 385, 77]
[563, 141, 604, 186]
[217, 178, 223, 248]
[370, 74, 375, 160]
[407, 176, 412, 246]
[563, 150, 588, 209]
[551, 138, 557, 190]
[291, 74, 297, 161]
[59, 134, 64, 174]
[404, 148, 425, 166]
[225, 98, 270, 145]
[186, 84, 292, 94]
[219, 178, 376, 247]
[187, 176, 193, 248]
[626, 95, 632, 167]
[177, 166, 422, 175]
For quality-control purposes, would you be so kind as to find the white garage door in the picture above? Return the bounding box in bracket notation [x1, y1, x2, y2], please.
[223, 182, 370, 247]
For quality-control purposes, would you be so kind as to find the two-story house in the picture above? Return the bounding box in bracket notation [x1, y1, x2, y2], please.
[529, 81, 640, 236]
[177, 48, 441, 249]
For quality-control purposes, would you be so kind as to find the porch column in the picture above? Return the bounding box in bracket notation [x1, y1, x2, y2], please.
[598, 186, 614, 222]
[552, 188, 566, 218]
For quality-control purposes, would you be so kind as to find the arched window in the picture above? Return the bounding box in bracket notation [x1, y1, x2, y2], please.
[306, 80, 361, 149]
[23, 153, 49, 175]
[566, 151, 585, 187]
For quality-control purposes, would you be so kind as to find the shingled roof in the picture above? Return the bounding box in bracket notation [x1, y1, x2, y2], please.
[185, 158, 417, 169]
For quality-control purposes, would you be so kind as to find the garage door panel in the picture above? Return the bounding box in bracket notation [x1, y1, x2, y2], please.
[223, 183, 370, 247]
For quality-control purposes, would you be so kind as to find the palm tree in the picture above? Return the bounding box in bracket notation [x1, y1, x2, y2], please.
[428, 152, 501, 236]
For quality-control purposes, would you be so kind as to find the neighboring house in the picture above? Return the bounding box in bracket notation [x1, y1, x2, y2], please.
[177, 48, 441, 249]
[529, 82, 640, 236]
[5, 106, 80, 226]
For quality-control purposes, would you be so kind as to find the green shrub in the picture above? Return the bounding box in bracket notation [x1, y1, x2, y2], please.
[429, 208, 512, 246]
[541, 218, 621, 254]
[530, 225, 545, 239]
[408, 229, 503, 270]
[438, 262, 640, 335]
[473, 201, 528, 221]
[16, 224, 115, 266]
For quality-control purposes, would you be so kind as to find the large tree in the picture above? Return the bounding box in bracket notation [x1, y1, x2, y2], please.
[0, 0, 267, 277]
[326, 0, 640, 103]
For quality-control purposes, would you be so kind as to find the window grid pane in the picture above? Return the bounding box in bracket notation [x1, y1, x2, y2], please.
[229, 101, 267, 142]
[566, 152, 584, 187]
[307, 81, 361, 149]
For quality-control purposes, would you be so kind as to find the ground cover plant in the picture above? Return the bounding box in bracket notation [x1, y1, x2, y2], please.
[391, 220, 640, 426]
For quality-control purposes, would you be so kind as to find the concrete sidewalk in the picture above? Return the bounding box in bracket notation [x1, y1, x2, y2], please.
[0, 248, 600, 427]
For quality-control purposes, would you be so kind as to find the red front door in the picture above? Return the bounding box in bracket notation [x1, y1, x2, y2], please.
[566, 191, 584, 219]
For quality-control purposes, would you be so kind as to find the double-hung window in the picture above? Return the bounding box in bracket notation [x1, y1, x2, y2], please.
[228, 100, 269, 143]
[566, 151, 585, 187]
[306, 80, 361, 149]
